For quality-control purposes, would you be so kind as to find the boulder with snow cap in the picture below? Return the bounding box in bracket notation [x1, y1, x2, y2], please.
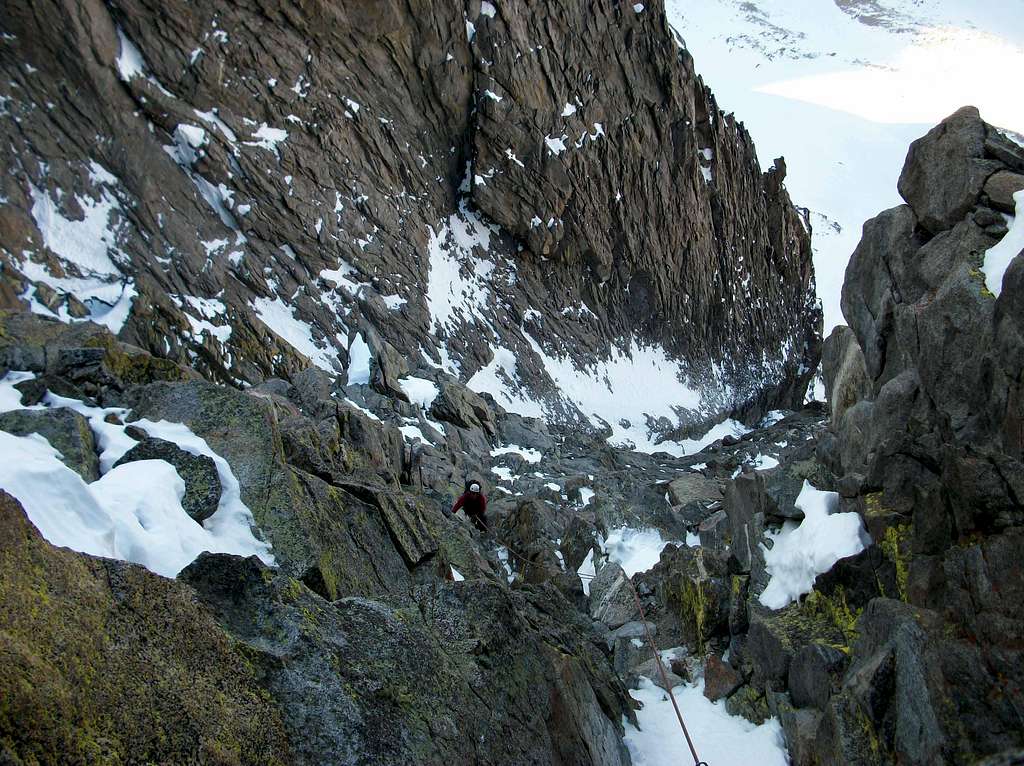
[114, 437, 221, 523]
[0, 408, 99, 482]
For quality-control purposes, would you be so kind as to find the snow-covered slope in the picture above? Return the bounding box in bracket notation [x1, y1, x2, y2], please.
[666, 0, 1024, 331]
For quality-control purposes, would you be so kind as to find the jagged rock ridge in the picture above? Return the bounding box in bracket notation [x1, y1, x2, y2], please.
[0, 0, 819, 437]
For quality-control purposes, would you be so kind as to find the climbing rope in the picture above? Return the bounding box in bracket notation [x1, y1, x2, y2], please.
[484, 532, 709, 766]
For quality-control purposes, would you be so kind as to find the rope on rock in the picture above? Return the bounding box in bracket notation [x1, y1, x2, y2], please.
[487, 533, 708, 766]
[624, 575, 707, 766]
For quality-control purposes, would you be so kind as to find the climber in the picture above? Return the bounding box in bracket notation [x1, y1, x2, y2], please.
[451, 480, 488, 532]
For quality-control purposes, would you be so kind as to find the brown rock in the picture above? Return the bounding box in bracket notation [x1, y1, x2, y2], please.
[983, 170, 1024, 214]
[703, 654, 743, 701]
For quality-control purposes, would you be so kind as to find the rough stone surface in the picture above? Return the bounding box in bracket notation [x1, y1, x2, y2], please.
[0, 491, 292, 765]
[983, 170, 1024, 214]
[0, 0, 818, 436]
[180, 552, 633, 766]
[703, 653, 743, 701]
[897, 106, 1003, 234]
[589, 562, 639, 629]
[804, 109, 1024, 765]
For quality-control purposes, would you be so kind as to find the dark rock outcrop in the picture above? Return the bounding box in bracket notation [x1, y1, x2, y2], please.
[805, 107, 1024, 765]
[0, 312, 641, 765]
[0, 490, 293, 765]
[0, 407, 99, 481]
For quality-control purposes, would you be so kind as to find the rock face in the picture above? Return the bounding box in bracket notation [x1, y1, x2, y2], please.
[0, 312, 638, 766]
[0, 490, 293, 765]
[808, 107, 1024, 765]
[608, 107, 1024, 766]
[0, 0, 819, 432]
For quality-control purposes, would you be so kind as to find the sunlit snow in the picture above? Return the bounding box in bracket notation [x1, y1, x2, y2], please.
[666, 0, 1024, 332]
[253, 296, 337, 372]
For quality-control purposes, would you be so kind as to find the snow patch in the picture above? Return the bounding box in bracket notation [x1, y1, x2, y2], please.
[982, 189, 1024, 299]
[603, 527, 681, 577]
[0, 372, 274, 578]
[759, 481, 871, 609]
[346, 334, 372, 385]
[624, 677, 788, 766]
[252, 296, 336, 372]
[398, 377, 440, 409]
[490, 444, 543, 464]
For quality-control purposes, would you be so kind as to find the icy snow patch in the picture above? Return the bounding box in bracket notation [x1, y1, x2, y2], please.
[603, 527, 681, 577]
[115, 27, 145, 81]
[480, 1, 496, 17]
[646, 418, 750, 459]
[577, 548, 596, 595]
[425, 204, 500, 335]
[398, 377, 440, 409]
[545, 135, 568, 155]
[490, 445, 543, 464]
[253, 296, 336, 372]
[752, 453, 780, 470]
[399, 424, 429, 443]
[30, 183, 124, 279]
[491, 465, 515, 482]
[25, 179, 136, 332]
[624, 677, 788, 766]
[450, 566, 466, 582]
[342, 397, 379, 421]
[561, 102, 577, 116]
[346, 334, 372, 385]
[245, 123, 288, 156]
[0, 373, 274, 578]
[759, 481, 871, 609]
[982, 190, 1024, 299]
[578, 487, 595, 506]
[466, 347, 545, 420]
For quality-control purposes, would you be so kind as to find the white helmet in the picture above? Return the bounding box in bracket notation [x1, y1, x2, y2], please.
[469, 482, 481, 493]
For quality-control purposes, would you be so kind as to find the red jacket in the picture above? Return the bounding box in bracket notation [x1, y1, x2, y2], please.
[452, 491, 487, 517]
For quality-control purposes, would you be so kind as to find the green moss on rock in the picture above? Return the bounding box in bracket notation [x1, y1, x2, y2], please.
[0, 491, 292, 765]
[880, 525, 911, 602]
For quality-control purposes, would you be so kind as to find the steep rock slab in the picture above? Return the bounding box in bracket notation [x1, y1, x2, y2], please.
[471, 2, 820, 416]
[180, 551, 633, 766]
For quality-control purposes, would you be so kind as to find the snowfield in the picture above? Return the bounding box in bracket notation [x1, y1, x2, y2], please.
[667, 0, 1024, 333]
[625, 677, 789, 766]
[0, 371, 273, 578]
